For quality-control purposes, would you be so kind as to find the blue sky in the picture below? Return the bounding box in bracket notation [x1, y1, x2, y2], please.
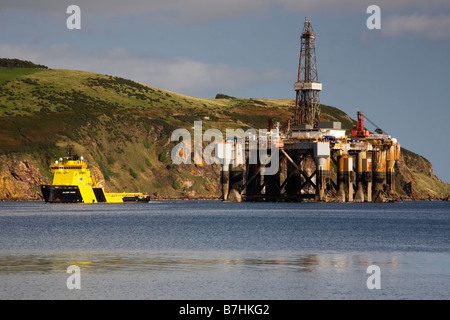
[1, 0, 449, 183]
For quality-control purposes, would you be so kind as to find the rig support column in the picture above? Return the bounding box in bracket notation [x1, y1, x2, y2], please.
[345, 155, 354, 202]
[386, 143, 397, 196]
[221, 164, 230, 201]
[355, 151, 366, 203]
[364, 156, 373, 202]
[227, 140, 245, 202]
[229, 166, 244, 202]
[245, 163, 262, 200]
[373, 147, 387, 202]
[314, 142, 330, 202]
[218, 142, 233, 201]
[337, 155, 346, 202]
[264, 160, 281, 201]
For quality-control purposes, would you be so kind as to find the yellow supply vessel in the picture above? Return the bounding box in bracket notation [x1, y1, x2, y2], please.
[41, 149, 150, 203]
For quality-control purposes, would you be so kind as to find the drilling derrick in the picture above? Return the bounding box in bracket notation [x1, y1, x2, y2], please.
[293, 19, 322, 127]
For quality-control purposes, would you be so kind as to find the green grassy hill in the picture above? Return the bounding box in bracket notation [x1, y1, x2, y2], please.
[0, 66, 448, 200]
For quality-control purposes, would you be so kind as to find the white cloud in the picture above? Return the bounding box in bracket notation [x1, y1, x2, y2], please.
[382, 13, 450, 40]
[0, 43, 290, 96]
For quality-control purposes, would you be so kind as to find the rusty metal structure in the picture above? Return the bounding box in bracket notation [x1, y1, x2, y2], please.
[218, 19, 401, 203]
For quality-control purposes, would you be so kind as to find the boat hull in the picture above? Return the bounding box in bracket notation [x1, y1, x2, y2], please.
[41, 185, 83, 203]
[41, 185, 150, 203]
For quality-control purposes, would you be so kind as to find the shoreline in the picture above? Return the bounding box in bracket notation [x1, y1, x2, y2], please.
[1, 195, 448, 203]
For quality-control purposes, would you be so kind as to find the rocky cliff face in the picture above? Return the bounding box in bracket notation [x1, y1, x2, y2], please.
[395, 149, 450, 201]
[0, 154, 48, 201]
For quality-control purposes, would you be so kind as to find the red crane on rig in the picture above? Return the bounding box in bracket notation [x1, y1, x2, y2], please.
[352, 110, 370, 138]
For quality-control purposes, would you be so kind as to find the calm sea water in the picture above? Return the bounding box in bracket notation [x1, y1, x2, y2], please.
[0, 200, 448, 300]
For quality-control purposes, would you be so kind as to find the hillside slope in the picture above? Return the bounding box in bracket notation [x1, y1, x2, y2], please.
[0, 67, 448, 201]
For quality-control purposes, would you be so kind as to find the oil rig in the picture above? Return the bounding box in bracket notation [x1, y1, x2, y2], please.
[217, 19, 400, 202]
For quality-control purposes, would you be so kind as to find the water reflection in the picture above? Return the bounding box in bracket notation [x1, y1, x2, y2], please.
[0, 251, 402, 274]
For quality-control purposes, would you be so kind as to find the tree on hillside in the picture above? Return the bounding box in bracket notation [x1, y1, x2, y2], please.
[0, 58, 48, 69]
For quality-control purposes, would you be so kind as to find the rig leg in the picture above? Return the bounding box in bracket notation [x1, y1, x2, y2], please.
[228, 164, 244, 202]
[355, 151, 365, 203]
[337, 155, 346, 202]
[221, 164, 230, 201]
